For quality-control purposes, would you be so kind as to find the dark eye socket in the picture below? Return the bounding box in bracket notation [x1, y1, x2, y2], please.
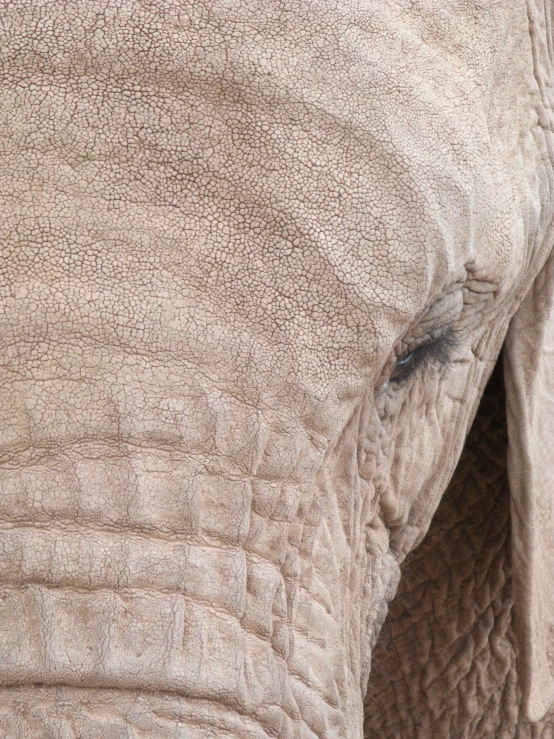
[389, 326, 458, 385]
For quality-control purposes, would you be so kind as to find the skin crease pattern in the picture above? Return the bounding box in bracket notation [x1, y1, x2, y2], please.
[0, 1, 553, 738]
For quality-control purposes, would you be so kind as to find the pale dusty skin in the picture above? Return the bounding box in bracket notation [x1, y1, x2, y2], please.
[0, 1, 554, 737]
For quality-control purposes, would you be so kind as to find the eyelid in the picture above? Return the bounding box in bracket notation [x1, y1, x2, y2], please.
[389, 352, 415, 381]
[389, 325, 458, 384]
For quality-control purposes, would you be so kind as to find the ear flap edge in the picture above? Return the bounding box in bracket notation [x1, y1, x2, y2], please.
[505, 249, 554, 722]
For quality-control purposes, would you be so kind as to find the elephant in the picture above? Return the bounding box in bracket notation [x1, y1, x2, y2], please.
[1, 0, 554, 737]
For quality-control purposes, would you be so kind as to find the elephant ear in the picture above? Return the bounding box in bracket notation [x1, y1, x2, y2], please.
[504, 247, 554, 722]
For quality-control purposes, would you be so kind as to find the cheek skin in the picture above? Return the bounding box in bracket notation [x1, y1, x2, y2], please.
[365, 267, 507, 558]
[366, 352, 471, 558]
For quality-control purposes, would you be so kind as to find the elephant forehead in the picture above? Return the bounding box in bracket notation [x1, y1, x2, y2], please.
[0, 0, 526, 388]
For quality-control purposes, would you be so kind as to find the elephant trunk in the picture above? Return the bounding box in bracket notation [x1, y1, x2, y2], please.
[0, 362, 398, 738]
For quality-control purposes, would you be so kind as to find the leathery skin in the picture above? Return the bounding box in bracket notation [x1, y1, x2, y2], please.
[0, 1, 553, 737]
[365, 361, 554, 738]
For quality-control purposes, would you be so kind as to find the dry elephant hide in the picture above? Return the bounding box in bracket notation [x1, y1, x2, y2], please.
[1, 0, 554, 738]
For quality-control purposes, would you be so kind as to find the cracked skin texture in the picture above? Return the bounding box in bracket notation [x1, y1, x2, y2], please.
[1, 0, 554, 737]
[365, 359, 554, 739]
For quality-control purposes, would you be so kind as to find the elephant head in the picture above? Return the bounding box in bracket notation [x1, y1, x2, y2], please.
[1, 0, 554, 737]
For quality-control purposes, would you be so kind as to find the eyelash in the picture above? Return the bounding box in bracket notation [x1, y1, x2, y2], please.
[389, 325, 458, 385]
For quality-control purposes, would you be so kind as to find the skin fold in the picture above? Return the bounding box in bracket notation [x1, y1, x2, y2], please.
[365, 358, 547, 738]
[0, 1, 553, 737]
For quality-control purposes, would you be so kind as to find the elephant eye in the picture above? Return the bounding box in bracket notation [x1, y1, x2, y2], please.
[389, 326, 458, 385]
[389, 351, 418, 383]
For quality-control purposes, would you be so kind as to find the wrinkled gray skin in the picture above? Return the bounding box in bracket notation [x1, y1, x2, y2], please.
[365, 361, 549, 738]
[1, 1, 554, 737]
